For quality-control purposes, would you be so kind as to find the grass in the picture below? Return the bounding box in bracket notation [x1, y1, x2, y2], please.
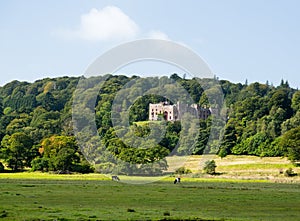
[0, 172, 109, 180]
[0, 176, 300, 220]
[134, 120, 163, 126]
[0, 155, 300, 220]
[167, 155, 300, 182]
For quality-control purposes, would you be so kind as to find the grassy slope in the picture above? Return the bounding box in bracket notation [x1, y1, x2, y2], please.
[167, 155, 300, 182]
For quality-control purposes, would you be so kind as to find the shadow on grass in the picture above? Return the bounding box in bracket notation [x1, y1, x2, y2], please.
[212, 172, 224, 176]
[0, 170, 20, 174]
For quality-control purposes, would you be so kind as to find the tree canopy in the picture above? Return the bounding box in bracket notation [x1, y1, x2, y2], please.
[0, 75, 299, 173]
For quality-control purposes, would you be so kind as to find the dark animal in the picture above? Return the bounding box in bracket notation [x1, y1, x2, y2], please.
[174, 177, 180, 184]
[112, 175, 120, 181]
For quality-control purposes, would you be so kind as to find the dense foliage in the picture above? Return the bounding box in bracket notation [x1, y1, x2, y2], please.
[203, 160, 217, 175]
[0, 75, 299, 173]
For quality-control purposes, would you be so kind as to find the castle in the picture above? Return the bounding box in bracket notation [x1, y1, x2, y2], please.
[149, 101, 213, 121]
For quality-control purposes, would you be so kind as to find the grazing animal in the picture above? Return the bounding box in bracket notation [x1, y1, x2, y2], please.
[174, 177, 180, 184]
[112, 175, 120, 181]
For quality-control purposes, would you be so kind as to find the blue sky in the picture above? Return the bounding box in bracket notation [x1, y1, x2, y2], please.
[1, 0, 300, 88]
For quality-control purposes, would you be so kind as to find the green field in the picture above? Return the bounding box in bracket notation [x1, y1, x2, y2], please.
[1, 155, 300, 220]
[0, 174, 300, 220]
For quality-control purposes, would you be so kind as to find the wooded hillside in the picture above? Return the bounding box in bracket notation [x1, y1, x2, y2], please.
[0, 75, 299, 174]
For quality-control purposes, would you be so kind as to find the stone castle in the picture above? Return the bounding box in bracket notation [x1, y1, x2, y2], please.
[149, 101, 213, 121]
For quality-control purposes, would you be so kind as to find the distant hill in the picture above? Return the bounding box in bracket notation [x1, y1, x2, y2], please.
[0, 74, 299, 173]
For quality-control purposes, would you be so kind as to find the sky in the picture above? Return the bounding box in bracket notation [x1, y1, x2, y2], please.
[1, 0, 300, 88]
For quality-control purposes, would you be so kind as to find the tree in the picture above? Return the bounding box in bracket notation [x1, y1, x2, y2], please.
[292, 91, 300, 112]
[232, 133, 270, 156]
[2, 74, 300, 173]
[40, 135, 79, 172]
[5, 114, 31, 135]
[269, 89, 292, 117]
[30, 157, 49, 172]
[36, 92, 58, 111]
[281, 127, 300, 164]
[37, 135, 94, 173]
[170, 73, 181, 81]
[219, 121, 237, 157]
[0, 98, 3, 116]
[203, 160, 216, 175]
[0, 132, 34, 171]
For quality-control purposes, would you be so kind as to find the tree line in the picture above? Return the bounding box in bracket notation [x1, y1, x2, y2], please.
[0, 75, 299, 174]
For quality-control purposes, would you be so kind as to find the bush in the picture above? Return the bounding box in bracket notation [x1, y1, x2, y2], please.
[175, 167, 192, 175]
[203, 160, 217, 175]
[284, 168, 297, 177]
[0, 162, 4, 172]
[218, 148, 228, 158]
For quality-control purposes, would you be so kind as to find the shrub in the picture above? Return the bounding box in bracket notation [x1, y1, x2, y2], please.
[175, 167, 192, 175]
[284, 168, 297, 177]
[218, 148, 228, 158]
[203, 160, 217, 175]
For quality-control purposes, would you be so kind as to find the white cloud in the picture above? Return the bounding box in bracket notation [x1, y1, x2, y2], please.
[54, 6, 173, 43]
[57, 6, 139, 41]
[147, 30, 170, 40]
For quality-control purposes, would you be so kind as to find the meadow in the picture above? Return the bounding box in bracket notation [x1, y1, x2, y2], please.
[168, 155, 300, 182]
[0, 155, 300, 220]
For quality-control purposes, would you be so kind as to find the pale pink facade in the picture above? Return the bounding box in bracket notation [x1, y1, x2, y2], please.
[149, 102, 178, 121]
[149, 102, 212, 121]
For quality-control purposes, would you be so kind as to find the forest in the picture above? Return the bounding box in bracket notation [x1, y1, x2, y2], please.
[0, 74, 299, 175]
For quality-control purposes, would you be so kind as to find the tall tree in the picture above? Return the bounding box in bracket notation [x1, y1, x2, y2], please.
[0, 132, 33, 171]
[40, 135, 79, 172]
[281, 126, 300, 164]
